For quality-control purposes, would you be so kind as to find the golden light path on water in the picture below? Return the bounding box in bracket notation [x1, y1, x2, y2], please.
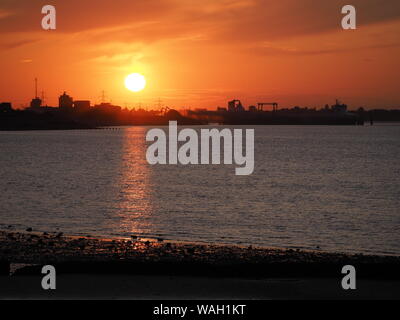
[113, 127, 153, 237]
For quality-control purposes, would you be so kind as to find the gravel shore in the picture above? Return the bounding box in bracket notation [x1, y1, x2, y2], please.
[1, 231, 400, 299]
[1, 230, 399, 278]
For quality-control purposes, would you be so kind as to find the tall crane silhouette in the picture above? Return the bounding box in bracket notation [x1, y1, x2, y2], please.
[257, 102, 278, 112]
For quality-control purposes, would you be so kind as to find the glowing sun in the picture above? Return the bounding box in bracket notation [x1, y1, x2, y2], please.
[125, 73, 146, 92]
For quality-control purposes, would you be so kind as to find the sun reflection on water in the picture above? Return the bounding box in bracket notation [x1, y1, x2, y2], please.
[115, 127, 153, 237]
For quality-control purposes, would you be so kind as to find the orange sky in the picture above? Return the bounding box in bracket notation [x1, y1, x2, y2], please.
[0, 0, 400, 110]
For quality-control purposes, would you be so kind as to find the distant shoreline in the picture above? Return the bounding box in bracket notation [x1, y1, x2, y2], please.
[1, 120, 400, 131]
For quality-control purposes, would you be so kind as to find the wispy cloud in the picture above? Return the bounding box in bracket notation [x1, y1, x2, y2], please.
[0, 8, 13, 19]
[0, 39, 37, 50]
[250, 40, 400, 56]
[1, 0, 400, 41]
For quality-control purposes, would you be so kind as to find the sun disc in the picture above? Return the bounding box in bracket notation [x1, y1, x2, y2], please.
[125, 73, 146, 92]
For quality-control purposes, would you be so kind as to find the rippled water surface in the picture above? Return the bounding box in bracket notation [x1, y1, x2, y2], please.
[1, 125, 399, 255]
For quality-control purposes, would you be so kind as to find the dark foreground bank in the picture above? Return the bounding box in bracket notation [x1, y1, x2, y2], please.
[1, 231, 400, 299]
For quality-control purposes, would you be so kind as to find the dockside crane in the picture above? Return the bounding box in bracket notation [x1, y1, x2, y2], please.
[257, 102, 278, 112]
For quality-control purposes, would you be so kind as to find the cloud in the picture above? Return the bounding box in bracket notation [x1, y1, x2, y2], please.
[0, 39, 37, 50]
[249, 40, 400, 56]
[207, 0, 400, 43]
[89, 52, 143, 66]
[0, 8, 13, 19]
[0, 0, 174, 33]
[1, 0, 399, 42]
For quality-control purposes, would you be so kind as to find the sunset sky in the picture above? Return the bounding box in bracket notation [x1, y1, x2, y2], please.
[0, 0, 399, 110]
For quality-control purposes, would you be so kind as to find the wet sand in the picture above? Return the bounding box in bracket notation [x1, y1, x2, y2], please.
[1, 230, 400, 299]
